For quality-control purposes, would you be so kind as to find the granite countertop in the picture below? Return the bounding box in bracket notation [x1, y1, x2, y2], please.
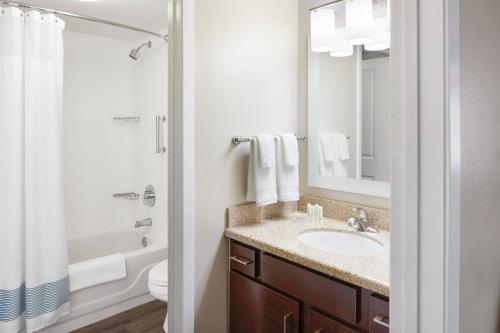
[224, 213, 390, 296]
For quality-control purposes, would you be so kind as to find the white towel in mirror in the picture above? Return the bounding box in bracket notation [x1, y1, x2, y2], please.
[333, 133, 350, 160]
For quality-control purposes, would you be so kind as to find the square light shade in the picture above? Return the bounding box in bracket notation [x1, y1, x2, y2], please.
[365, 16, 390, 51]
[330, 27, 354, 57]
[345, 0, 374, 45]
[310, 8, 335, 52]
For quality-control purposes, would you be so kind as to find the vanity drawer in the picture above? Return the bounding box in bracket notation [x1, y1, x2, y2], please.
[368, 294, 389, 333]
[260, 253, 358, 325]
[308, 309, 358, 333]
[230, 241, 257, 278]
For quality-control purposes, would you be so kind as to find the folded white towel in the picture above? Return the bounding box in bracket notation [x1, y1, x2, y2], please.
[69, 253, 126, 292]
[276, 136, 300, 202]
[247, 140, 278, 206]
[278, 133, 299, 166]
[255, 134, 276, 168]
[333, 133, 350, 160]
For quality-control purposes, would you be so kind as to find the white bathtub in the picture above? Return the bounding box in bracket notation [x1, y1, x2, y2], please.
[41, 231, 167, 332]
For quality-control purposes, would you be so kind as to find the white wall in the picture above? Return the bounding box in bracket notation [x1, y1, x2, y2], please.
[194, 0, 298, 331]
[133, 34, 169, 241]
[63, 31, 137, 239]
[63, 31, 168, 243]
[459, 0, 500, 331]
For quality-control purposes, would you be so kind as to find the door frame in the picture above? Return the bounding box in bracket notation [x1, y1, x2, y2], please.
[167, 0, 195, 332]
[166, 0, 462, 331]
[390, 0, 461, 331]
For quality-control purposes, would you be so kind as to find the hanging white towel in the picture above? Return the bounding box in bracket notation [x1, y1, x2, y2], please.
[255, 134, 276, 168]
[69, 253, 127, 292]
[276, 135, 299, 202]
[278, 133, 299, 166]
[247, 139, 278, 207]
[333, 133, 350, 160]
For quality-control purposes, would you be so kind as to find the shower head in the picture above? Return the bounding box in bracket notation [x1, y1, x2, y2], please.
[129, 41, 152, 60]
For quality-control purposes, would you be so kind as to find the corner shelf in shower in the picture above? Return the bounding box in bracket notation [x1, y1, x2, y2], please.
[113, 116, 141, 122]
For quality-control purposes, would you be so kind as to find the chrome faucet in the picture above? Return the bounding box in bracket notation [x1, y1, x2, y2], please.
[347, 207, 378, 233]
[135, 218, 152, 228]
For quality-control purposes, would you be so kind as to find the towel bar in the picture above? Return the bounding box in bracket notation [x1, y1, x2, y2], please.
[232, 135, 307, 145]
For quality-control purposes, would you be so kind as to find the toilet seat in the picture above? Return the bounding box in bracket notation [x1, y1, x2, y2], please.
[148, 260, 168, 302]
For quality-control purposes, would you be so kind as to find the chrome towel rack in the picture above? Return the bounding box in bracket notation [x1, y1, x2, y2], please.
[232, 135, 307, 145]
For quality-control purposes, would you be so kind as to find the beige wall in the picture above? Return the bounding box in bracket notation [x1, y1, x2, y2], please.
[194, 0, 298, 331]
[460, 0, 500, 331]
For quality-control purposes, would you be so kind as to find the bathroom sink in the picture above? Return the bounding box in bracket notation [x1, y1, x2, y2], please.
[298, 230, 383, 256]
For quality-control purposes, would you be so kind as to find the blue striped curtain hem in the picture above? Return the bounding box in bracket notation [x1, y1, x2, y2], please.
[0, 276, 70, 322]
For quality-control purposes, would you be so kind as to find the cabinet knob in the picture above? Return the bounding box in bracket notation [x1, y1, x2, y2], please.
[373, 315, 390, 328]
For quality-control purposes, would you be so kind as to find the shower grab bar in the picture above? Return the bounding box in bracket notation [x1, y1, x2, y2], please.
[113, 116, 141, 122]
[156, 115, 167, 154]
[113, 193, 140, 200]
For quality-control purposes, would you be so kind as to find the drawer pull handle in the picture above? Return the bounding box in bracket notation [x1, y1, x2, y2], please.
[373, 315, 390, 328]
[283, 312, 293, 333]
[313, 330, 323, 333]
[230, 255, 253, 266]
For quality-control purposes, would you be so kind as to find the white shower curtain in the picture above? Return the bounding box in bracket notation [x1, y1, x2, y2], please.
[0, 7, 69, 333]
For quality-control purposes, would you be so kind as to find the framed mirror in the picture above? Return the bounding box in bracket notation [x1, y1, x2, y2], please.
[307, 0, 391, 198]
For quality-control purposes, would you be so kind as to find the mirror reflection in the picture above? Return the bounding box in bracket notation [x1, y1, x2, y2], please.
[308, 0, 391, 196]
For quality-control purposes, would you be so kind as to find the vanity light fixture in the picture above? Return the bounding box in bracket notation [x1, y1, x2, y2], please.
[310, 8, 335, 52]
[345, 0, 374, 45]
[330, 27, 354, 57]
[364, 16, 390, 51]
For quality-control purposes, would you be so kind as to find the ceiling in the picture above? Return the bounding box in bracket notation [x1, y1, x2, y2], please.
[19, 0, 168, 41]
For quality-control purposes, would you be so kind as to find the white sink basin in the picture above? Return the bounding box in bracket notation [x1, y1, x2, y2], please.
[298, 230, 383, 256]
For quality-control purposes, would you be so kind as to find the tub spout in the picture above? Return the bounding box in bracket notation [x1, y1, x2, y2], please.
[135, 218, 152, 228]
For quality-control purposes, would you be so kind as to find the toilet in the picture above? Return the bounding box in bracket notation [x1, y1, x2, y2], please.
[148, 260, 168, 331]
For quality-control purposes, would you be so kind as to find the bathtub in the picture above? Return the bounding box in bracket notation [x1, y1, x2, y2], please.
[41, 231, 167, 333]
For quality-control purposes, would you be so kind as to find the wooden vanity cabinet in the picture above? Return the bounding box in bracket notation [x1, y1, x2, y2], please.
[230, 271, 300, 333]
[308, 309, 359, 333]
[229, 240, 390, 333]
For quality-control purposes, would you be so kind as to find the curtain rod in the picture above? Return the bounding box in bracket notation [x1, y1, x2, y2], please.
[0, 1, 168, 41]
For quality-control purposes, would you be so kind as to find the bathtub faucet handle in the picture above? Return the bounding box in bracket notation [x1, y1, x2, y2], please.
[135, 218, 153, 228]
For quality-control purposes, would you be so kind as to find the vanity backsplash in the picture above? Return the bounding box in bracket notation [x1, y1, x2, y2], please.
[227, 195, 390, 231]
[227, 201, 297, 227]
[297, 195, 390, 231]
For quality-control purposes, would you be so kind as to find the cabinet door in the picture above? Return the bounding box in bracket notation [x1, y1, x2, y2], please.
[308, 309, 359, 333]
[230, 271, 300, 333]
[368, 295, 389, 333]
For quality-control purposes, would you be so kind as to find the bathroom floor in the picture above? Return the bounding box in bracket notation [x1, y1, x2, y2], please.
[72, 301, 167, 333]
